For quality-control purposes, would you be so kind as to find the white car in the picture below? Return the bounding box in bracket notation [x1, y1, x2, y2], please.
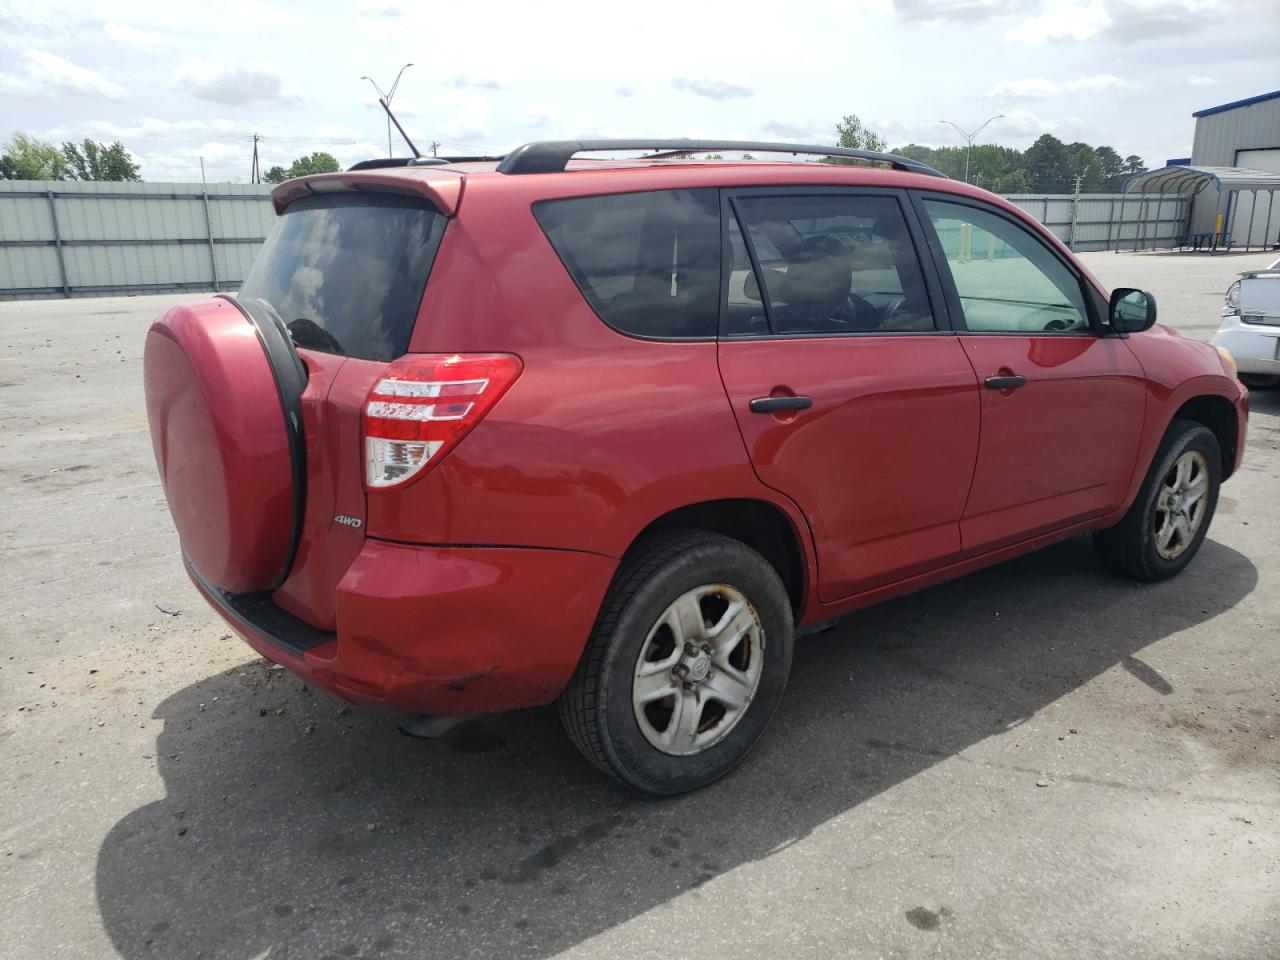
[1213, 255, 1280, 388]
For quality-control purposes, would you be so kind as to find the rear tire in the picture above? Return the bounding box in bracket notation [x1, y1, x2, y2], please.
[559, 529, 793, 795]
[1093, 419, 1220, 582]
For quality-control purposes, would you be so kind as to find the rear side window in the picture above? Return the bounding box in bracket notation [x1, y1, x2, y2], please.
[239, 193, 445, 361]
[727, 194, 936, 337]
[534, 189, 721, 339]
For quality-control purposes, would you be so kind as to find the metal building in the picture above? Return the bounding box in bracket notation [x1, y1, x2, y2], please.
[1186, 90, 1280, 247]
[1191, 90, 1280, 172]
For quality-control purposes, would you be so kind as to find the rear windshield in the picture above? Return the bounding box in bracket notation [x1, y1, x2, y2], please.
[533, 189, 721, 339]
[239, 193, 445, 361]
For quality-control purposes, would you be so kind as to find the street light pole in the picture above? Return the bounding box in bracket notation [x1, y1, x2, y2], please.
[940, 115, 1005, 184]
[360, 63, 414, 157]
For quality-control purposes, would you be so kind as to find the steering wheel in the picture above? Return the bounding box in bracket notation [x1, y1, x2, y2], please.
[881, 296, 907, 328]
[830, 293, 882, 332]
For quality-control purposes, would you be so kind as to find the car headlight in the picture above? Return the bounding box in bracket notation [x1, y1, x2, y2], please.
[1223, 279, 1241, 316]
[1215, 345, 1238, 378]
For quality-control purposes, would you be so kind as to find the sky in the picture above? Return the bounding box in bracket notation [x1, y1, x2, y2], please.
[1, 0, 1278, 183]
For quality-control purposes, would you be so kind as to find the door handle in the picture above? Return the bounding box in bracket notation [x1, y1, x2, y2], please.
[749, 395, 813, 414]
[984, 375, 1027, 390]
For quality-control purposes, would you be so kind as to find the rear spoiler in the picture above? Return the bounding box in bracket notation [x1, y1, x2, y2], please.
[269, 169, 465, 216]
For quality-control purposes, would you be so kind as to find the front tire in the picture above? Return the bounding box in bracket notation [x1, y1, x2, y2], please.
[559, 529, 793, 795]
[1094, 419, 1221, 581]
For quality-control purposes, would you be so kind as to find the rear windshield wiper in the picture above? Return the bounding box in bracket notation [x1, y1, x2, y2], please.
[287, 318, 346, 356]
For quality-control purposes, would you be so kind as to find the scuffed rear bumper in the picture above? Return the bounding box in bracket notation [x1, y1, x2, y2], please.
[187, 540, 616, 715]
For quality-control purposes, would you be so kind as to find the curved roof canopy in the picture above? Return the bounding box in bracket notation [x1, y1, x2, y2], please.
[1125, 165, 1280, 196]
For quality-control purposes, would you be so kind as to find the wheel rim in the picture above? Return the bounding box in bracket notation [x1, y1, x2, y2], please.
[1153, 450, 1210, 560]
[632, 584, 765, 757]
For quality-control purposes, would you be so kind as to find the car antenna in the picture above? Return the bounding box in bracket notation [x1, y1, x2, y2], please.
[378, 97, 421, 158]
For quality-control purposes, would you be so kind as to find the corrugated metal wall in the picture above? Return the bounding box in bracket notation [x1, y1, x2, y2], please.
[1003, 194, 1190, 251]
[1192, 98, 1280, 167]
[0, 182, 1193, 301]
[0, 180, 275, 300]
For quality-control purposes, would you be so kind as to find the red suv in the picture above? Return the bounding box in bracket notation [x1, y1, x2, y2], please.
[144, 139, 1248, 794]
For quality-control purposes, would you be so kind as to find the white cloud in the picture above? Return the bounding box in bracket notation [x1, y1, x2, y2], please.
[177, 58, 301, 105]
[1003, 0, 1233, 45]
[894, 0, 1020, 22]
[991, 73, 1135, 99]
[1004, 3, 1109, 44]
[523, 101, 559, 129]
[432, 91, 492, 146]
[1187, 75, 1217, 86]
[760, 119, 829, 140]
[103, 23, 166, 48]
[361, 93, 421, 116]
[0, 49, 126, 100]
[673, 77, 754, 100]
[444, 74, 505, 91]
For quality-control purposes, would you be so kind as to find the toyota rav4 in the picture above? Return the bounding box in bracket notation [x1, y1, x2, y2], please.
[144, 139, 1249, 794]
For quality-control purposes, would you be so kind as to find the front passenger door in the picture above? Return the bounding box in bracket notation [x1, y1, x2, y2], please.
[917, 196, 1147, 553]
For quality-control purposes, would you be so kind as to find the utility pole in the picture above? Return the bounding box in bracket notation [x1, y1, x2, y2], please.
[1069, 173, 1083, 251]
[429, 141, 440, 158]
[940, 115, 1004, 184]
[249, 133, 262, 184]
[360, 63, 414, 156]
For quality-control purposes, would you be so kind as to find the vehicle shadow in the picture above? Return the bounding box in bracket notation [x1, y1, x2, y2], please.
[95, 536, 1257, 959]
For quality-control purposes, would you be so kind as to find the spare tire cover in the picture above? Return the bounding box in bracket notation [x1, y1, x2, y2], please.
[144, 297, 303, 593]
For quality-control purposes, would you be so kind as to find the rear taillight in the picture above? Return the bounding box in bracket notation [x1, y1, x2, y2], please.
[363, 353, 523, 490]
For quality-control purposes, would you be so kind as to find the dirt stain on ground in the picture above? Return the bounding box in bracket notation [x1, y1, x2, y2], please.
[905, 905, 953, 931]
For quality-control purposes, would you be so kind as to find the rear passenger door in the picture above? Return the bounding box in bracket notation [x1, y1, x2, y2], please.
[716, 189, 982, 602]
[914, 195, 1147, 552]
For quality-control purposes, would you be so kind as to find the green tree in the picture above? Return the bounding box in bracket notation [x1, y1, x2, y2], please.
[1066, 142, 1104, 193]
[1095, 145, 1125, 191]
[0, 133, 69, 180]
[61, 139, 141, 181]
[822, 114, 887, 164]
[992, 168, 1031, 193]
[264, 152, 342, 184]
[1123, 154, 1147, 175]
[1023, 134, 1071, 192]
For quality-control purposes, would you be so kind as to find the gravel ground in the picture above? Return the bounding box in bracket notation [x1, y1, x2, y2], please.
[2, 248, 1277, 960]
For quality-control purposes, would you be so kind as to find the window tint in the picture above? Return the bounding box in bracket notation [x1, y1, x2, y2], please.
[922, 199, 1090, 334]
[728, 194, 935, 337]
[534, 189, 721, 338]
[239, 193, 445, 361]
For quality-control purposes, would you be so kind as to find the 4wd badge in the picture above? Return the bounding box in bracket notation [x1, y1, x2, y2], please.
[334, 515, 363, 529]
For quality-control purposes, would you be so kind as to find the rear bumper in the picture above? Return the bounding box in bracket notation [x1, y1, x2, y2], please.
[187, 539, 616, 715]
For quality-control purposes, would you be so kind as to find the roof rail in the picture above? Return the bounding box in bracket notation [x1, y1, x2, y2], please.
[347, 155, 504, 172]
[496, 139, 945, 177]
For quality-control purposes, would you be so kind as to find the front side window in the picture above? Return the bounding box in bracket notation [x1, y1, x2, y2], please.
[922, 199, 1090, 334]
[727, 194, 935, 337]
[534, 189, 721, 339]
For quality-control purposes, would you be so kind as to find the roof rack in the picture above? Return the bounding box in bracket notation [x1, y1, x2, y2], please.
[347, 155, 504, 172]
[496, 139, 945, 177]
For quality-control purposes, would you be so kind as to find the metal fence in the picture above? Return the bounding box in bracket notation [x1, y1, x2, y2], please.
[0, 181, 1194, 301]
[1003, 193, 1191, 252]
[0, 180, 275, 300]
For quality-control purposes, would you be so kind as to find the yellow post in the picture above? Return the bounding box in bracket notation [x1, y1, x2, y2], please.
[1215, 213, 1225, 248]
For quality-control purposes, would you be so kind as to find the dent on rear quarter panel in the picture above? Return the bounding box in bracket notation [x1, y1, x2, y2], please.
[367, 175, 814, 567]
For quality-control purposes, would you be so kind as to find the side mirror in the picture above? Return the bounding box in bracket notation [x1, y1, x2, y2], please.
[1110, 288, 1157, 333]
